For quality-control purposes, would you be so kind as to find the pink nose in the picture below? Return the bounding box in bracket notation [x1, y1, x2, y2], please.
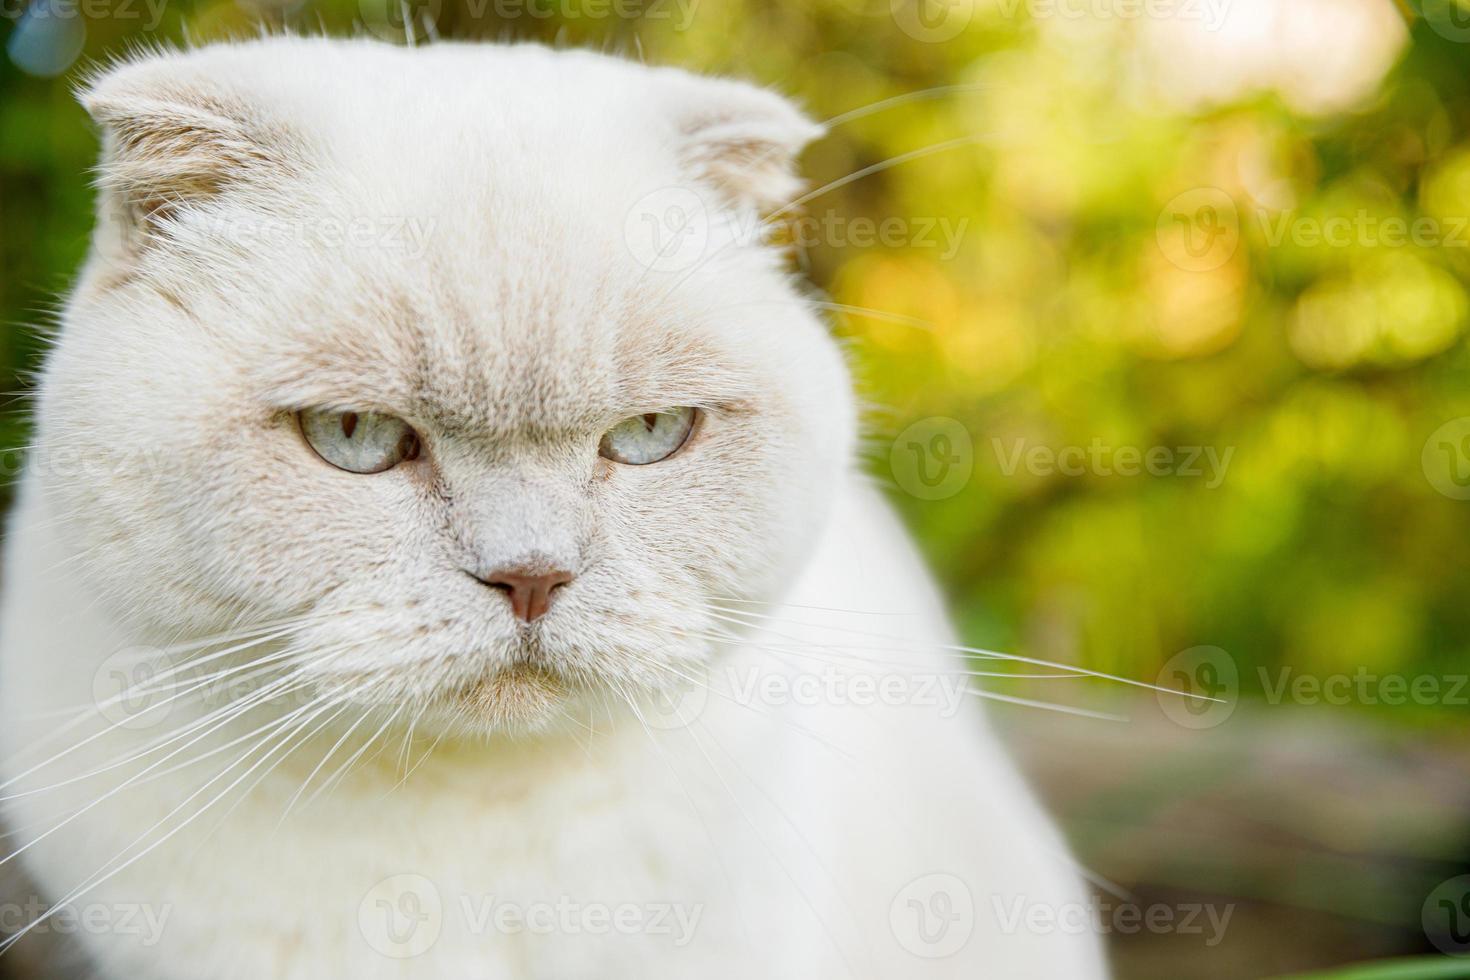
[478, 568, 574, 623]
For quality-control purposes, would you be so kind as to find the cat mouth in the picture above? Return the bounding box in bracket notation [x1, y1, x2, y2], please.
[442, 664, 567, 730]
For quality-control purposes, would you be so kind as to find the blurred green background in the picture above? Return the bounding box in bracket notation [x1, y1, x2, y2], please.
[3, 0, 1470, 976]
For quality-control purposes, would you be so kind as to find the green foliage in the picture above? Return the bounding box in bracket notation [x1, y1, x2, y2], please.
[1282, 956, 1470, 979]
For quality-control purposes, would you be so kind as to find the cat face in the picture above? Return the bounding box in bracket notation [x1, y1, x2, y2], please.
[39, 39, 854, 734]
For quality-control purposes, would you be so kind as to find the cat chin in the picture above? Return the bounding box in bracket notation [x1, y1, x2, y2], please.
[288, 621, 709, 742]
[297, 661, 573, 740]
[312, 653, 693, 743]
[435, 664, 570, 736]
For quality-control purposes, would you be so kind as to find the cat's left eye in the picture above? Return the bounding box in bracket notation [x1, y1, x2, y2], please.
[299, 409, 420, 474]
[599, 408, 697, 465]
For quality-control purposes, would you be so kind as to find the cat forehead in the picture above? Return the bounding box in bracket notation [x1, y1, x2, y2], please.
[237, 181, 771, 430]
[249, 256, 764, 434]
[82, 38, 821, 430]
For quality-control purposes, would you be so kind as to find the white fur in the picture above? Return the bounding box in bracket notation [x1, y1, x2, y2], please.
[0, 38, 1106, 978]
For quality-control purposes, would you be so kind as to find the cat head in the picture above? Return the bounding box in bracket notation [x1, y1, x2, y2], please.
[40, 37, 854, 736]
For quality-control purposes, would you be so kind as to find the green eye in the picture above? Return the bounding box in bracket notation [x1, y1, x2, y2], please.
[299, 409, 420, 474]
[598, 408, 697, 465]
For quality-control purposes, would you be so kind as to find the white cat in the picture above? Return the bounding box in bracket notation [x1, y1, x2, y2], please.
[0, 37, 1107, 979]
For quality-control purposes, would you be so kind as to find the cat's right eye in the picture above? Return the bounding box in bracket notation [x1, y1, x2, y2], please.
[599, 408, 698, 465]
[299, 409, 420, 474]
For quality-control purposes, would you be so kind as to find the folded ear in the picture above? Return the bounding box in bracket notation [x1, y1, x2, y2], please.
[78, 57, 298, 253]
[664, 73, 823, 213]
